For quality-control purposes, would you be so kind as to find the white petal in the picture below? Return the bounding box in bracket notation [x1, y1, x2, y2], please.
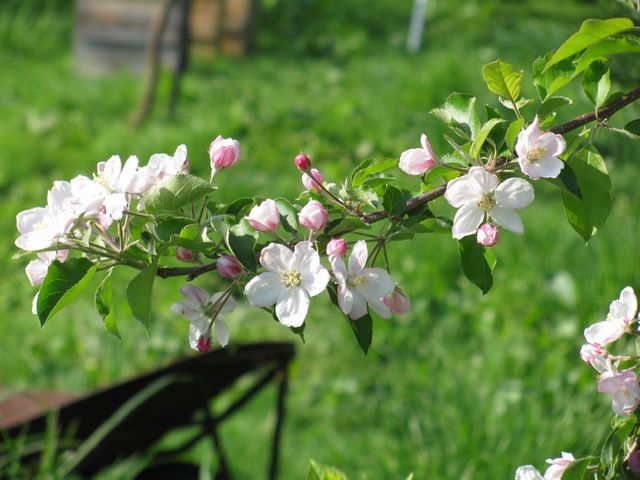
[300, 265, 330, 297]
[349, 292, 368, 320]
[291, 241, 320, 272]
[208, 292, 238, 313]
[514, 465, 544, 480]
[102, 155, 122, 187]
[368, 296, 392, 319]
[330, 254, 348, 284]
[26, 258, 49, 286]
[103, 193, 128, 221]
[118, 155, 140, 192]
[494, 178, 534, 209]
[467, 167, 499, 193]
[399, 148, 432, 176]
[180, 285, 209, 304]
[444, 175, 482, 208]
[357, 268, 395, 300]
[171, 301, 206, 324]
[620, 286, 637, 318]
[348, 240, 368, 276]
[584, 320, 624, 345]
[214, 318, 230, 347]
[451, 203, 483, 239]
[519, 155, 564, 180]
[244, 272, 282, 307]
[275, 287, 309, 327]
[260, 243, 293, 272]
[337, 284, 354, 315]
[489, 205, 524, 234]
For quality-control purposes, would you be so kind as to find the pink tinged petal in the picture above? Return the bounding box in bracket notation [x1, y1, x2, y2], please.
[524, 116, 543, 145]
[214, 318, 230, 347]
[171, 301, 206, 324]
[244, 272, 282, 307]
[488, 205, 524, 234]
[300, 265, 330, 297]
[17, 207, 50, 234]
[357, 268, 396, 300]
[247, 199, 280, 232]
[519, 155, 564, 180]
[275, 287, 309, 327]
[467, 166, 499, 193]
[26, 258, 50, 286]
[399, 148, 434, 176]
[118, 155, 140, 192]
[102, 155, 122, 188]
[188, 322, 209, 350]
[330, 255, 348, 284]
[349, 291, 368, 320]
[384, 290, 411, 315]
[180, 284, 209, 305]
[515, 130, 529, 160]
[208, 292, 237, 313]
[348, 240, 368, 276]
[611, 378, 640, 415]
[610, 300, 632, 325]
[494, 178, 534, 209]
[260, 243, 294, 272]
[598, 370, 635, 395]
[368, 296, 392, 319]
[620, 286, 637, 318]
[585, 320, 625, 345]
[420, 133, 437, 159]
[451, 202, 483, 239]
[337, 284, 354, 315]
[444, 175, 482, 208]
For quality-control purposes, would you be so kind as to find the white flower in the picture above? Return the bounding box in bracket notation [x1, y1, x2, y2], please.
[142, 144, 189, 191]
[516, 117, 566, 180]
[543, 452, 575, 480]
[171, 285, 236, 350]
[69, 175, 107, 217]
[444, 167, 534, 239]
[514, 465, 543, 480]
[584, 286, 637, 346]
[244, 241, 330, 327]
[598, 369, 640, 416]
[330, 240, 395, 320]
[25, 250, 68, 286]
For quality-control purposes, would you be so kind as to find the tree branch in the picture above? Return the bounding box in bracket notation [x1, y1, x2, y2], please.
[156, 261, 218, 280]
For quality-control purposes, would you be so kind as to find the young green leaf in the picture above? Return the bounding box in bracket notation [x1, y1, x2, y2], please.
[275, 198, 299, 234]
[482, 60, 523, 107]
[562, 148, 611, 242]
[545, 18, 634, 70]
[382, 186, 408, 217]
[505, 118, 525, 152]
[582, 61, 611, 110]
[37, 258, 98, 326]
[142, 174, 215, 213]
[458, 236, 495, 294]
[351, 158, 398, 187]
[431, 93, 481, 139]
[470, 118, 505, 158]
[226, 229, 258, 272]
[95, 269, 120, 340]
[575, 37, 640, 72]
[624, 119, 640, 137]
[324, 216, 370, 236]
[126, 260, 158, 330]
[536, 96, 572, 122]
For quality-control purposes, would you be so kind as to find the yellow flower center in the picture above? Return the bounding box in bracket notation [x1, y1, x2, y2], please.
[281, 270, 301, 289]
[476, 193, 495, 213]
[526, 148, 545, 163]
[348, 275, 367, 288]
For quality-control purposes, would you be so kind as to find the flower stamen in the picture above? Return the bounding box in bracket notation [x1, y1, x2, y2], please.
[280, 270, 302, 289]
[476, 193, 495, 212]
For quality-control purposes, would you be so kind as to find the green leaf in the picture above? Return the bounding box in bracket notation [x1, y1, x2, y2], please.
[458, 236, 494, 294]
[562, 457, 590, 480]
[545, 18, 634, 70]
[536, 96, 572, 121]
[470, 118, 505, 158]
[325, 217, 370, 236]
[546, 162, 582, 200]
[95, 269, 120, 340]
[505, 118, 525, 152]
[126, 260, 158, 330]
[226, 229, 257, 272]
[431, 92, 481, 139]
[153, 217, 193, 242]
[575, 37, 640, 72]
[37, 258, 98, 326]
[533, 53, 579, 99]
[382, 186, 408, 217]
[275, 198, 299, 234]
[327, 286, 372, 355]
[224, 197, 254, 218]
[625, 119, 640, 137]
[351, 158, 398, 187]
[307, 460, 348, 480]
[482, 60, 523, 106]
[562, 147, 611, 241]
[582, 60, 610, 110]
[142, 174, 215, 213]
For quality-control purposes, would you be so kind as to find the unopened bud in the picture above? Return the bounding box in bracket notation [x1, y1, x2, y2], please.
[326, 238, 347, 257]
[477, 223, 499, 247]
[217, 255, 243, 279]
[298, 200, 328, 232]
[197, 335, 213, 353]
[383, 289, 411, 315]
[295, 153, 312, 171]
[301, 168, 324, 191]
[176, 247, 196, 262]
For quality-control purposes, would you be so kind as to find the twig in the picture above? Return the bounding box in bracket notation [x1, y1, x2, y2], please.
[156, 261, 218, 280]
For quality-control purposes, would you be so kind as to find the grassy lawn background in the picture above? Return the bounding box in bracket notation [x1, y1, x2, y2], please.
[1, 0, 640, 477]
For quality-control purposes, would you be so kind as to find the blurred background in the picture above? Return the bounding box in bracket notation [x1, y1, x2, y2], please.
[1, 0, 640, 477]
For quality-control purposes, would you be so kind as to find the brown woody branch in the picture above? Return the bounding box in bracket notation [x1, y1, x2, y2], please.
[155, 86, 640, 280]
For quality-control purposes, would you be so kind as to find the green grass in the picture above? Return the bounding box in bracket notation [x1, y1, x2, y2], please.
[1, 0, 640, 478]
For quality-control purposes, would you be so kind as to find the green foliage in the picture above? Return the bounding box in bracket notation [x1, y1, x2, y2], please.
[562, 457, 590, 480]
[142, 174, 215, 213]
[307, 460, 348, 480]
[37, 258, 98, 326]
[458, 236, 495, 295]
[126, 260, 158, 330]
[582, 61, 611, 110]
[431, 93, 481, 139]
[225, 228, 258, 272]
[481, 60, 524, 107]
[95, 269, 120, 340]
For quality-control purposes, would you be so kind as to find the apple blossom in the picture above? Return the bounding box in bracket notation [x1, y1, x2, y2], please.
[584, 286, 637, 346]
[170, 285, 236, 350]
[216, 255, 242, 279]
[143, 144, 189, 189]
[383, 289, 411, 315]
[246, 199, 281, 233]
[476, 223, 499, 246]
[209, 135, 241, 174]
[244, 242, 330, 327]
[302, 168, 324, 191]
[399, 133, 437, 176]
[25, 250, 68, 286]
[444, 167, 534, 239]
[516, 117, 566, 180]
[543, 452, 575, 480]
[580, 343, 606, 366]
[298, 200, 328, 232]
[597, 369, 640, 416]
[294, 153, 312, 171]
[326, 238, 347, 257]
[330, 240, 395, 320]
[514, 465, 543, 480]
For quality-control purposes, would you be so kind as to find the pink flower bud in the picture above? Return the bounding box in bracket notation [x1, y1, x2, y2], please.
[209, 135, 241, 172]
[176, 247, 196, 262]
[383, 289, 411, 315]
[197, 334, 213, 353]
[246, 199, 280, 232]
[399, 133, 437, 176]
[294, 153, 312, 171]
[217, 255, 242, 279]
[301, 168, 324, 191]
[326, 238, 347, 257]
[629, 451, 640, 473]
[298, 200, 328, 232]
[580, 343, 605, 365]
[477, 223, 499, 247]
